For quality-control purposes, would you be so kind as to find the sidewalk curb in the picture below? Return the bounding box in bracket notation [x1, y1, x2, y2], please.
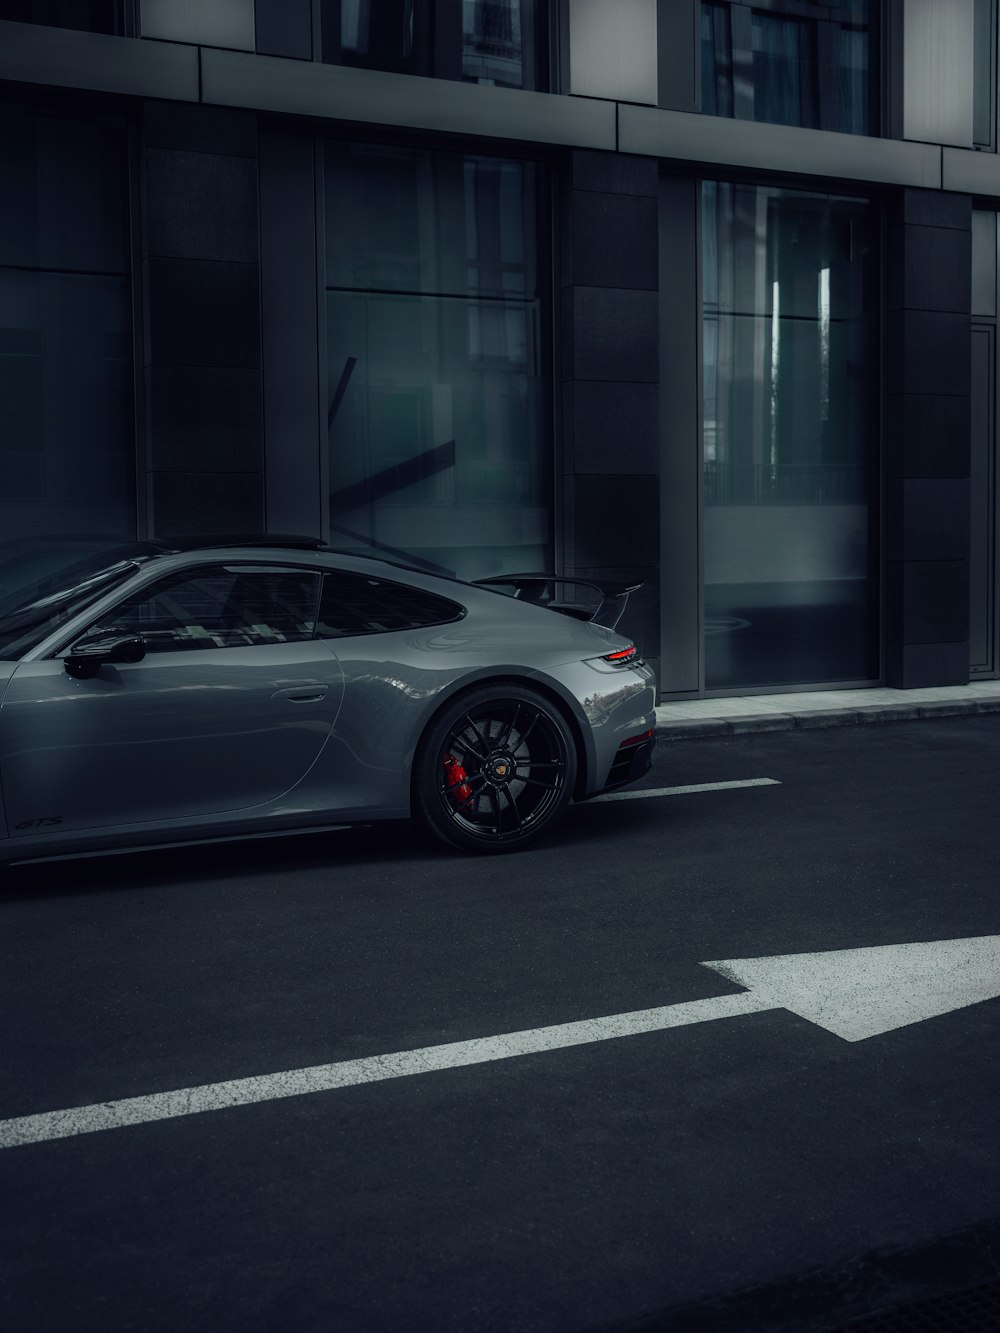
[656, 698, 1000, 740]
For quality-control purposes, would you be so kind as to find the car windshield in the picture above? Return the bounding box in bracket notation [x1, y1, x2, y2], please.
[0, 540, 162, 660]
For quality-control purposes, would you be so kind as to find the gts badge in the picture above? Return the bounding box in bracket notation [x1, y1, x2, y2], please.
[15, 817, 63, 831]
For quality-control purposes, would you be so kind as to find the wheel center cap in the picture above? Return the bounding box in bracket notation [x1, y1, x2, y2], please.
[487, 751, 513, 781]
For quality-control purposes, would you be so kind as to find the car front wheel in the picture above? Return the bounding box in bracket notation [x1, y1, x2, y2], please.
[413, 685, 577, 852]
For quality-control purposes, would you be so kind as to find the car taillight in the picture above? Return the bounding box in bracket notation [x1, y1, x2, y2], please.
[620, 727, 654, 747]
[603, 645, 636, 664]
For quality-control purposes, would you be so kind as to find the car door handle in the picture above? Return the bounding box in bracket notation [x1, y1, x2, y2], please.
[272, 685, 329, 703]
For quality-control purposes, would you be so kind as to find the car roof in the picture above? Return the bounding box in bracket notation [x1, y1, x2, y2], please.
[145, 536, 470, 587]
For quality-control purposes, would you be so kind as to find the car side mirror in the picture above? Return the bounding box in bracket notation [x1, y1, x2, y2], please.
[64, 635, 147, 679]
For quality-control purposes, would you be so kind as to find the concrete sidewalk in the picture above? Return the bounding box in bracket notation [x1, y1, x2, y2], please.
[655, 681, 1000, 738]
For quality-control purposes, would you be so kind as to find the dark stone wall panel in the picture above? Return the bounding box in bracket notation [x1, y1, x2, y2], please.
[148, 366, 263, 472]
[564, 381, 658, 473]
[145, 149, 259, 263]
[899, 560, 970, 643]
[147, 258, 261, 369]
[887, 393, 970, 478]
[143, 102, 257, 158]
[887, 225, 971, 314]
[562, 191, 658, 291]
[888, 310, 971, 397]
[572, 475, 658, 567]
[886, 641, 970, 688]
[887, 478, 971, 561]
[890, 189, 971, 232]
[884, 190, 972, 689]
[151, 471, 264, 536]
[563, 287, 658, 383]
[566, 150, 658, 198]
[560, 155, 661, 687]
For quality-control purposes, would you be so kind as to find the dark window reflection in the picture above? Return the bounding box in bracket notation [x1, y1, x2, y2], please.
[320, 0, 547, 89]
[701, 0, 874, 135]
[0, 109, 134, 543]
[702, 182, 878, 690]
[324, 143, 549, 580]
[316, 570, 463, 636]
[0, 0, 125, 33]
[87, 568, 323, 652]
[752, 12, 813, 128]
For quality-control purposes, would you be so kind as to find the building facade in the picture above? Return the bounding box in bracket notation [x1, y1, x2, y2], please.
[0, 0, 997, 699]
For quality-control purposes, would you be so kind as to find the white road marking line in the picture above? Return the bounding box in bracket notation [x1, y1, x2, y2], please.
[591, 778, 781, 802]
[2, 934, 998, 1150]
[1, 992, 770, 1150]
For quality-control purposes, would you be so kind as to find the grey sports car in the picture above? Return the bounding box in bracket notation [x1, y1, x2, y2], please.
[0, 538, 656, 862]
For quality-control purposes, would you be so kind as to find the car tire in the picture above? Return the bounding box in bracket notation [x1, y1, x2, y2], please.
[413, 684, 578, 853]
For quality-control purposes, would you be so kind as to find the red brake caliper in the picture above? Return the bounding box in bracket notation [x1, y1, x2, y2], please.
[443, 753, 472, 804]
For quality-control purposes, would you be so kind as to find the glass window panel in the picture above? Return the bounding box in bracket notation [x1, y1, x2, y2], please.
[0, 110, 127, 274]
[702, 182, 877, 690]
[0, 1, 125, 33]
[326, 290, 546, 578]
[325, 145, 536, 299]
[700, 1, 873, 136]
[325, 145, 548, 580]
[320, 0, 545, 88]
[751, 12, 814, 128]
[316, 570, 462, 636]
[0, 270, 133, 542]
[701, 4, 733, 118]
[320, 0, 433, 74]
[837, 25, 870, 136]
[462, 0, 536, 87]
[85, 568, 322, 652]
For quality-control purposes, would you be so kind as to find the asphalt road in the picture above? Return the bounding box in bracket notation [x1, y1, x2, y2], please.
[2, 717, 1000, 1332]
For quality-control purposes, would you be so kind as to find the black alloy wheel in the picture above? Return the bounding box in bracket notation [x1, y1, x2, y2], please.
[414, 684, 577, 852]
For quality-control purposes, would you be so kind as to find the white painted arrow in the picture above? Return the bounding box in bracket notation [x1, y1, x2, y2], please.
[703, 935, 1000, 1042]
[1, 936, 998, 1149]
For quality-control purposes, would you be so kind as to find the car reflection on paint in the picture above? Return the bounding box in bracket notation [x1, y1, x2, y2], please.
[0, 537, 656, 863]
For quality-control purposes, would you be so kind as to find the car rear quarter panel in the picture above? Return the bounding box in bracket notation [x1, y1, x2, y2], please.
[306, 615, 598, 815]
[306, 604, 655, 814]
[534, 658, 657, 796]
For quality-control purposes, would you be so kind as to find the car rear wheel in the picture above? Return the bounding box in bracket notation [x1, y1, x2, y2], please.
[414, 685, 577, 852]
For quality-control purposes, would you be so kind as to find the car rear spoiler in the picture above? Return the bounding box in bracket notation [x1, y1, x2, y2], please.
[472, 574, 641, 630]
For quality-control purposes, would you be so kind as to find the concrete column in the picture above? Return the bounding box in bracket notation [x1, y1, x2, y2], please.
[560, 150, 660, 679]
[885, 188, 972, 687]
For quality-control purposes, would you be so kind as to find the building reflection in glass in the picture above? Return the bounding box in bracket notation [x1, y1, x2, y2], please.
[702, 181, 878, 690]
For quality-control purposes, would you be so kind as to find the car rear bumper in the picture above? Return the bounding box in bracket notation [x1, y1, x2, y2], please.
[601, 728, 655, 791]
[533, 657, 657, 798]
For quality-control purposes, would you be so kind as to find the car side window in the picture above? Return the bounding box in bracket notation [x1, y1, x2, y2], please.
[314, 570, 463, 637]
[76, 565, 323, 654]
